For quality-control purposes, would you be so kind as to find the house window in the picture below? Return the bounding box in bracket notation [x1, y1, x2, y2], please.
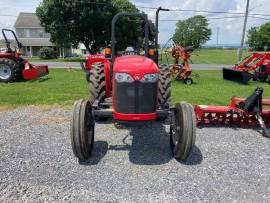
[24, 29, 30, 38]
[39, 30, 44, 38]
[18, 28, 31, 38]
[16, 28, 50, 38]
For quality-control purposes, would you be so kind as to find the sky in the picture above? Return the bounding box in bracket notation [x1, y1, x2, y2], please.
[0, 0, 270, 45]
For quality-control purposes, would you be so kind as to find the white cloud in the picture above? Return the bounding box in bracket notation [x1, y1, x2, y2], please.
[133, 0, 270, 45]
[1, 0, 270, 45]
[0, 0, 40, 32]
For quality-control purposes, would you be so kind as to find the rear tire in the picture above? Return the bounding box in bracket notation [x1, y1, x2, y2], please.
[88, 62, 106, 103]
[170, 102, 196, 161]
[0, 58, 21, 82]
[88, 62, 108, 121]
[70, 100, 95, 161]
[158, 64, 171, 106]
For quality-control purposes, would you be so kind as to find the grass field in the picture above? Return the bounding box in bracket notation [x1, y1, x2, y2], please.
[25, 49, 251, 65]
[0, 68, 269, 107]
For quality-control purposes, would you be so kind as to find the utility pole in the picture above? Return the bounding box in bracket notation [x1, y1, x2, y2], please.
[216, 27, 220, 49]
[238, 0, 250, 61]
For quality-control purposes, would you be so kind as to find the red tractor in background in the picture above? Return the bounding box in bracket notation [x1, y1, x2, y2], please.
[72, 11, 196, 162]
[223, 52, 270, 84]
[0, 29, 49, 82]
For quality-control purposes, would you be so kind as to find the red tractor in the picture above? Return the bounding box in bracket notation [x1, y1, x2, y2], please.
[71, 12, 196, 162]
[223, 52, 270, 84]
[0, 29, 49, 82]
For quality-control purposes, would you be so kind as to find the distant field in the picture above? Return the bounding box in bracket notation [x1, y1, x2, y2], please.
[0, 68, 269, 107]
[160, 49, 252, 65]
[25, 49, 252, 65]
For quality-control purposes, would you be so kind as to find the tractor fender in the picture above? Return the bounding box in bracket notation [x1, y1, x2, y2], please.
[103, 59, 111, 98]
[85, 54, 107, 70]
[84, 54, 111, 98]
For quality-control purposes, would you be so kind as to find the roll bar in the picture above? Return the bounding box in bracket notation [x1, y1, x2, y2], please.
[1, 29, 22, 49]
[154, 7, 170, 64]
[111, 13, 149, 61]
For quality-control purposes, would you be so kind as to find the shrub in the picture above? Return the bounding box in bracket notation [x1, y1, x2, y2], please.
[39, 47, 57, 59]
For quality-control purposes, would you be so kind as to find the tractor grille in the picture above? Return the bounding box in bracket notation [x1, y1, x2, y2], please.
[114, 80, 158, 114]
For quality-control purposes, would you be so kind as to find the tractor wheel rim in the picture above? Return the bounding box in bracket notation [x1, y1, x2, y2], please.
[0, 65, 12, 80]
[172, 112, 180, 146]
[173, 125, 180, 146]
[86, 111, 93, 145]
[186, 79, 192, 85]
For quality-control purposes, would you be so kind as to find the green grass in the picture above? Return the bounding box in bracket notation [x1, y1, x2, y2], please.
[0, 69, 88, 107]
[160, 49, 252, 65]
[171, 71, 270, 105]
[0, 68, 269, 107]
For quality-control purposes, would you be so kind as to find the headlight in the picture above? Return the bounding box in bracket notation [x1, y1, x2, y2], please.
[140, 73, 158, 83]
[115, 73, 134, 83]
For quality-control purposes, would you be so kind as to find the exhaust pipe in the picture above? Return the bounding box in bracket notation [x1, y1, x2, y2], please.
[222, 68, 253, 85]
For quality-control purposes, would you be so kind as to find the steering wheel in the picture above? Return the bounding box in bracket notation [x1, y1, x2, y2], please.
[122, 47, 136, 55]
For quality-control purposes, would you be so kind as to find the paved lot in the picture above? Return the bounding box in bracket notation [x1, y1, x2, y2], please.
[33, 61, 232, 70]
[0, 107, 269, 202]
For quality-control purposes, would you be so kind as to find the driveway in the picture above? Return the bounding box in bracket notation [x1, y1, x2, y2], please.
[0, 107, 269, 202]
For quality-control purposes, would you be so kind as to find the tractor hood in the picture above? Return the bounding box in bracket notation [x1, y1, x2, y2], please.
[113, 55, 159, 78]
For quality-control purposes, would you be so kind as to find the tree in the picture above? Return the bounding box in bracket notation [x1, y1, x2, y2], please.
[247, 27, 262, 50]
[247, 22, 270, 51]
[36, 0, 141, 54]
[172, 15, 211, 48]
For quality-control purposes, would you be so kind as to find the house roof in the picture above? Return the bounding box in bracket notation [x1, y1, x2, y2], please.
[0, 38, 54, 47]
[14, 12, 42, 28]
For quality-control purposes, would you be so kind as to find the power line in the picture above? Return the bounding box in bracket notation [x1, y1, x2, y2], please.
[159, 15, 270, 21]
[136, 5, 270, 17]
[1, 2, 270, 18]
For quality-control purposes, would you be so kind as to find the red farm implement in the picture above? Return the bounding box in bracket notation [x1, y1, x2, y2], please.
[223, 52, 270, 85]
[170, 45, 197, 85]
[195, 87, 270, 137]
[0, 29, 48, 82]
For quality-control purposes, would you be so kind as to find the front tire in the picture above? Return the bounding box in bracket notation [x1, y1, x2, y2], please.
[170, 102, 196, 161]
[70, 100, 95, 161]
[0, 58, 21, 82]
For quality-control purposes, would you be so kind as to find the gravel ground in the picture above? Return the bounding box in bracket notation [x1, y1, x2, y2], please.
[0, 106, 269, 202]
